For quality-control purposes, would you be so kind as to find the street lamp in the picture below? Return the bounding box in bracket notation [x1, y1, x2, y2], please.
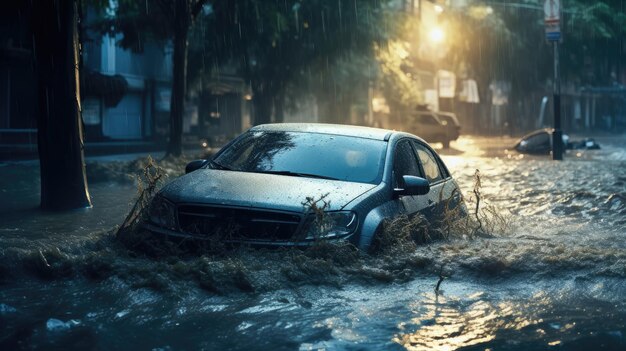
[429, 27, 445, 43]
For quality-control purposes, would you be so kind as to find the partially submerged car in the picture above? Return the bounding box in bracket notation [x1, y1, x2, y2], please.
[145, 123, 464, 250]
[514, 128, 601, 155]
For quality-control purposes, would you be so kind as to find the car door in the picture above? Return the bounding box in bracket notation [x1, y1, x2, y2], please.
[392, 139, 431, 219]
[411, 140, 456, 224]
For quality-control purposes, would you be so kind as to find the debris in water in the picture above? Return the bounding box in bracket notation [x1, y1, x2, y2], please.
[435, 266, 449, 293]
[46, 318, 80, 332]
[115, 310, 130, 319]
[0, 303, 17, 314]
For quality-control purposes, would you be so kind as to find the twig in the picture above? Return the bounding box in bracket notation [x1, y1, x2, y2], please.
[435, 275, 445, 292]
[435, 265, 448, 293]
[472, 169, 483, 234]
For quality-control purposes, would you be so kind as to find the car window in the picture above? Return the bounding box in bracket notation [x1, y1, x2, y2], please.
[524, 132, 550, 148]
[412, 142, 443, 183]
[212, 131, 387, 184]
[415, 113, 439, 125]
[393, 140, 422, 188]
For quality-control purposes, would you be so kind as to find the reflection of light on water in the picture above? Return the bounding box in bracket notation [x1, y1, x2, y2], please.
[394, 293, 546, 351]
[452, 137, 484, 156]
[439, 155, 465, 171]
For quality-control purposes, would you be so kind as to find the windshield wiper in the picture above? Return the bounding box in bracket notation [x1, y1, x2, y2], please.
[253, 170, 339, 180]
[209, 160, 233, 171]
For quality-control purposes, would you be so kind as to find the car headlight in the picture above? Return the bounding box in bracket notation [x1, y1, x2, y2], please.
[148, 195, 177, 230]
[301, 211, 357, 240]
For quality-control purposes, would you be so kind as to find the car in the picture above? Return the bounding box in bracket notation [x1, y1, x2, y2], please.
[144, 123, 465, 250]
[514, 128, 600, 155]
[404, 111, 460, 148]
[434, 111, 462, 146]
[513, 128, 558, 154]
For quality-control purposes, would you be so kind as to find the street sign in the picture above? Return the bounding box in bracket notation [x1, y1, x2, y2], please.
[545, 23, 561, 41]
[544, 0, 560, 23]
[544, 0, 564, 160]
[544, 0, 561, 42]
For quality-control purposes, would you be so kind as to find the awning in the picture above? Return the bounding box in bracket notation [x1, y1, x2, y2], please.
[81, 71, 128, 107]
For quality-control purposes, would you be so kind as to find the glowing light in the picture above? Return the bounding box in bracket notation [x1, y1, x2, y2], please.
[469, 6, 495, 20]
[372, 97, 390, 114]
[428, 27, 445, 43]
[434, 5, 444, 13]
[244, 94, 253, 101]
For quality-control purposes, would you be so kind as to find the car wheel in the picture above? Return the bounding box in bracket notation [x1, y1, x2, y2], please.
[362, 224, 386, 254]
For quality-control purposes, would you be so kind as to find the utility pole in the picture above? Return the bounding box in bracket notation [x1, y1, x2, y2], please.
[545, 0, 563, 160]
[552, 41, 563, 160]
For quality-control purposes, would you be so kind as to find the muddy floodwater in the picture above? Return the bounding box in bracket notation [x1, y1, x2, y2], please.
[1, 136, 625, 350]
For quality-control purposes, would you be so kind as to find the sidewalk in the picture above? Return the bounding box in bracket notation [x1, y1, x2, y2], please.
[0, 140, 165, 161]
[0, 146, 211, 167]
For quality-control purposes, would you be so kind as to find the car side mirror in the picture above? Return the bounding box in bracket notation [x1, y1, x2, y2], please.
[395, 175, 430, 196]
[185, 159, 208, 174]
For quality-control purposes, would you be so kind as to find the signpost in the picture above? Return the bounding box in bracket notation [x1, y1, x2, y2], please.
[545, 0, 563, 160]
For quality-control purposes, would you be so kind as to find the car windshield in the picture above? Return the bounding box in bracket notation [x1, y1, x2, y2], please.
[211, 131, 387, 184]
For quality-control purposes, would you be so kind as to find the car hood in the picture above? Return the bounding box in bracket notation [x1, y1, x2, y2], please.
[159, 169, 377, 212]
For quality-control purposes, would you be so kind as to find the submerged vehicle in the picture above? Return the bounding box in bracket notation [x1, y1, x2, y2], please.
[145, 123, 464, 250]
[514, 128, 601, 155]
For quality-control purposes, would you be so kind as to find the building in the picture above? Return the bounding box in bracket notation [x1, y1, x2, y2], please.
[0, 3, 177, 159]
[0, 2, 38, 158]
[81, 26, 174, 151]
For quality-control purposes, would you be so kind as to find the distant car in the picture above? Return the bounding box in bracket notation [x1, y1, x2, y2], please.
[434, 111, 462, 144]
[145, 123, 464, 250]
[405, 111, 460, 148]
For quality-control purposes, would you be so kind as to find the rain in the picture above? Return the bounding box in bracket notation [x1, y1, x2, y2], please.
[1, 0, 626, 350]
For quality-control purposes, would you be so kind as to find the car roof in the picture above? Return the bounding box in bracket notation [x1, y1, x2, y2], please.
[250, 123, 395, 141]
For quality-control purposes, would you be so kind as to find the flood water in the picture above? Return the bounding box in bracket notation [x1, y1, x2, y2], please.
[1, 136, 625, 350]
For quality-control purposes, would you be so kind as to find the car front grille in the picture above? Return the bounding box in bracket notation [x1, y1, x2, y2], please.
[177, 205, 303, 241]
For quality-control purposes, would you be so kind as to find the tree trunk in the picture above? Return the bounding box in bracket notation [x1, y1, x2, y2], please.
[32, 0, 91, 210]
[166, 0, 190, 157]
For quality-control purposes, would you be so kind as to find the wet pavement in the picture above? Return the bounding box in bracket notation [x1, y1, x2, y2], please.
[1, 135, 625, 350]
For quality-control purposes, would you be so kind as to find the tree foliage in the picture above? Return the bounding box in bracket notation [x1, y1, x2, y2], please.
[190, 0, 387, 123]
[444, 0, 626, 95]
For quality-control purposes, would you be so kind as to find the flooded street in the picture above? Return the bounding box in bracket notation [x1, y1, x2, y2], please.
[1, 135, 625, 350]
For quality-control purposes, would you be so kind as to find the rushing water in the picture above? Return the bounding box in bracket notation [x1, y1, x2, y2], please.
[1, 136, 625, 350]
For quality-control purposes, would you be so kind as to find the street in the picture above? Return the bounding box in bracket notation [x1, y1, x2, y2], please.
[1, 135, 625, 350]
